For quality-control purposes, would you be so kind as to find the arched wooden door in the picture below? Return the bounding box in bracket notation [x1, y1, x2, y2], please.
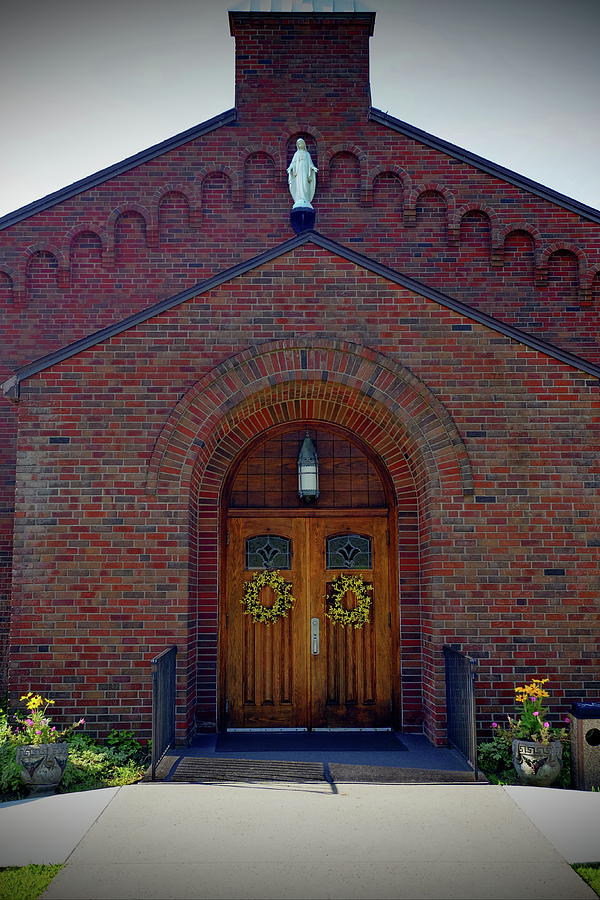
[221, 426, 397, 730]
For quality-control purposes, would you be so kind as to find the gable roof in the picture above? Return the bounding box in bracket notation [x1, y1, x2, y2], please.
[369, 108, 600, 225]
[0, 109, 236, 232]
[2, 102, 600, 232]
[3, 231, 599, 400]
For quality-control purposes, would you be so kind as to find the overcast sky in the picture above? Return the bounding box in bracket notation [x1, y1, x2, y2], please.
[1, 0, 599, 219]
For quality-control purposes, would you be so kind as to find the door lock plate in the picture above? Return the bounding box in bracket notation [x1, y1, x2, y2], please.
[311, 617, 320, 655]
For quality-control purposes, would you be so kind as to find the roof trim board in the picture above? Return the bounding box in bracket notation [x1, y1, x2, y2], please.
[3, 231, 599, 400]
[229, 7, 376, 34]
[230, 1, 374, 13]
[369, 108, 600, 225]
[0, 110, 237, 232]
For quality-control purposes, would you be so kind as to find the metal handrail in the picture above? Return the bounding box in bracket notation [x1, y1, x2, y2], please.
[443, 645, 478, 779]
[151, 645, 177, 780]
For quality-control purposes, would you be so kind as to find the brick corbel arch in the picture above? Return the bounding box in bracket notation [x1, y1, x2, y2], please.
[327, 144, 369, 203]
[536, 242, 588, 290]
[499, 222, 542, 252]
[0, 266, 16, 305]
[449, 203, 500, 255]
[240, 145, 280, 169]
[147, 339, 473, 501]
[196, 165, 242, 207]
[106, 203, 156, 257]
[0, 266, 15, 286]
[63, 225, 107, 269]
[500, 223, 542, 271]
[151, 183, 200, 230]
[582, 265, 600, 302]
[22, 243, 69, 294]
[405, 182, 456, 230]
[239, 146, 280, 204]
[365, 165, 412, 209]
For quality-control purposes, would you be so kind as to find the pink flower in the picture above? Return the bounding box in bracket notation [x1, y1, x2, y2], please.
[51, 726, 56, 732]
[35, 729, 41, 734]
[564, 717, 570, 723]
[543, 722, 550, 728]
[531, 696, 537, 702]
[533, 711, 539, 716]
[492, 722, 498, 728]
[25, 719, 33, 726]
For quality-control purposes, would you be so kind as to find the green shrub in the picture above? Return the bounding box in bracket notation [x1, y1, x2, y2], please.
[60, 745, 114, 792]
[109, 759, 146, 786]
[0, 743, 26, 800]
[104, 729, 146, 764]
[65, 730, 98, 749]
[477, 726, 517, 784]
[0, 725, 148, 801]
[59, 735, 147, 794]
[478, 727, 513, 771]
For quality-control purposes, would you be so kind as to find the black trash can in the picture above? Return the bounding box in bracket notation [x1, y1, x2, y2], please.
[570, 702, 600, 791]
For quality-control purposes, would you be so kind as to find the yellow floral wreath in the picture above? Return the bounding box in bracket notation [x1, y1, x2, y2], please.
[241, 570, 296, 625]
[325, 573, 372, 628]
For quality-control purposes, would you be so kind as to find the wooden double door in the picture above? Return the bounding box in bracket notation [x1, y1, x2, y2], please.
[224, 514, 394, 729]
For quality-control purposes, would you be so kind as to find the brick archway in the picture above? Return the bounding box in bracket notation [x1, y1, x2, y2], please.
[148, 339, 472, 498]
[146, 339, 473, 735]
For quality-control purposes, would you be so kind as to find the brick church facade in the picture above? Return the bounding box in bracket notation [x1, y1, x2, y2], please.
[0, 5, 598, 743]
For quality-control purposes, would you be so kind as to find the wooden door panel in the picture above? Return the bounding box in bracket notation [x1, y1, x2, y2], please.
[241, 610, 293, 706]
[325, 614, 377, 706]
[309, 517, 392, 728]
[225, 517, 308, 727]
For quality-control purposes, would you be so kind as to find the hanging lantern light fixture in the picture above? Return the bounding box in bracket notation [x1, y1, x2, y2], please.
[297, 432, 319, 502]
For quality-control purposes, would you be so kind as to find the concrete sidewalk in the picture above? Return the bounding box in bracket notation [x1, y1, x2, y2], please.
[0, 782, 598, 899]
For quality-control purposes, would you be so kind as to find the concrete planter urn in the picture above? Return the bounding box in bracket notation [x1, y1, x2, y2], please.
[512, 739, 563, 787]
[15, 742, 69, 795]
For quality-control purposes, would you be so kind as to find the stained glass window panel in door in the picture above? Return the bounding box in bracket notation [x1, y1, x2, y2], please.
[245, 535, 291, 570]
[326, 534, 372, 569]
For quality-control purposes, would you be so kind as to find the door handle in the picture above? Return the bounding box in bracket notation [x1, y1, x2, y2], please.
[311, 617, 320, 655]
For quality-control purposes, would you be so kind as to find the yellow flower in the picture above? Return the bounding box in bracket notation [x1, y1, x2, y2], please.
[515, 678, 551, 703]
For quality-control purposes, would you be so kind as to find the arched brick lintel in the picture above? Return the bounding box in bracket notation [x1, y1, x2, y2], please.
[147, 340, 473, 501]
[189, 382, 421, 512]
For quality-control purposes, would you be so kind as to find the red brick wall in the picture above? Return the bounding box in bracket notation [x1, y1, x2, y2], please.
[230, 12, 374, 125]
[9, 245, 597, 742]
[1, 11, 598, 725]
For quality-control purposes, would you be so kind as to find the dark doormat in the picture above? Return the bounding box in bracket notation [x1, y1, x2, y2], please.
[214, 731, 407, 753]
[329, 763, 482, 784]
[166, 757, 481, 784]
[170, 757, 327, 783]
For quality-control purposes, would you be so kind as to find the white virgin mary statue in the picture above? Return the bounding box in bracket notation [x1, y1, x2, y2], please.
[287, 138, 318, 209]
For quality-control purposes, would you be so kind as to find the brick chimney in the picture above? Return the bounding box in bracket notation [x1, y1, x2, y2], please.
[229, 3, 375, 125]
